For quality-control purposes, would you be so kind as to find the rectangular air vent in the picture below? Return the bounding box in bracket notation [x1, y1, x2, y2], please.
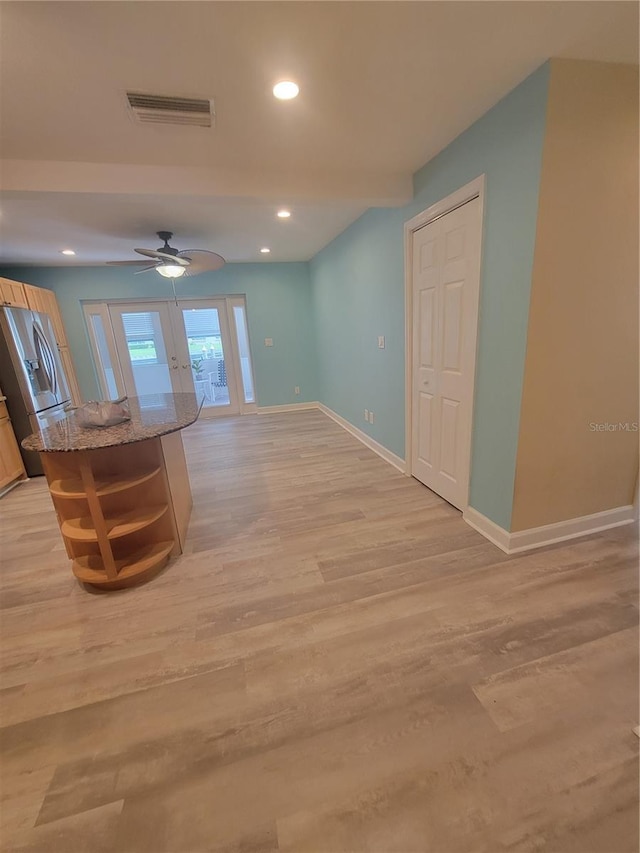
[126, 92, 213, 127]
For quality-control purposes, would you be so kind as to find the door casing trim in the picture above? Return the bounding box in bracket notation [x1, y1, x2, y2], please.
[403, 175, 486, 510]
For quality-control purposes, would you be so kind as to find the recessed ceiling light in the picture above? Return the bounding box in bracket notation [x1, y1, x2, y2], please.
[273, 81, 299, 100]
[61, 249, 76, 256]
[260, 247, 271, 254]
[277, 209, 291, 219]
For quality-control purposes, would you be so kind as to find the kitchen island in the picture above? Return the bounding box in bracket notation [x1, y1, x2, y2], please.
[22, 392, 201, 590]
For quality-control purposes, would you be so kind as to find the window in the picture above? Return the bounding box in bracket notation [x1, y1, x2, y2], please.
[83, 303, 125, 399]
[183, 309, 224, 359]
[121, 313, 159, 363]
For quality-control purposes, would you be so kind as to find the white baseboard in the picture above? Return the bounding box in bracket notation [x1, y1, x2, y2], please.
[463, 507, 512, 552]
[255, 401, 406, 472]
[257, 401, 320, 414]
[464, 504, 636, 554]
[318, 403, 406, 472]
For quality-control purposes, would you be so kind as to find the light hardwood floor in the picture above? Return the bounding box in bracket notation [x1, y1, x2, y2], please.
[0, 410, 637, 853]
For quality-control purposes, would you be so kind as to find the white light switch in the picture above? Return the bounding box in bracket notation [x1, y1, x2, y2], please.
[378, 336, 385, 349]
[264, 338, 273, 347]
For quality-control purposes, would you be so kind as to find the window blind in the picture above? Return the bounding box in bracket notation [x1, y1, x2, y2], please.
[182, 309, 220, 338]
[122, 312, 155, 339]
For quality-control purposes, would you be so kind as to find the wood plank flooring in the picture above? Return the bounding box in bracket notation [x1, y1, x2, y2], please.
[0, 410, 637, 853]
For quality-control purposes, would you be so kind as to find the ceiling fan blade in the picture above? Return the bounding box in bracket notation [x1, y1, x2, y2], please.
[133, 265, 161, 275]
[134, 248, 189, 265]
[106, 259, 154, 266]
[178, 249, 226, 275]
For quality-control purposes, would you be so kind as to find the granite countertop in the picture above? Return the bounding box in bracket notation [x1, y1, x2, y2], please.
[22, 393, 202, 453]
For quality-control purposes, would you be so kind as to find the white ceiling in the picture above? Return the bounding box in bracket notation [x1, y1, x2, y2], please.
[0, 1, 637, 266]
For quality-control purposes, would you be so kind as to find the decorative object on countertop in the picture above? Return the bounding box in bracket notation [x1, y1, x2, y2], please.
[69, 396, 131, 428]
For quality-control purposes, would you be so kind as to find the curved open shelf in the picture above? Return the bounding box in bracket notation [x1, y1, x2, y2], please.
[72, 541, 174, 588]
[61, 505, 168, 542]
[49, 467, 162, 499]
[38, 429, 192, 591]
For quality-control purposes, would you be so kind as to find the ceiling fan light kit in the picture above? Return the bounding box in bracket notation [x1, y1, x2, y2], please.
[157, 265, 186, 279]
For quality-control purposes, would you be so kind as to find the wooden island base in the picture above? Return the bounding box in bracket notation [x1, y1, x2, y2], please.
[41, 431, 191, 590]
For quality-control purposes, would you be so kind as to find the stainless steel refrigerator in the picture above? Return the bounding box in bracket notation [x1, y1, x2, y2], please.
[0, 306, 72, 476]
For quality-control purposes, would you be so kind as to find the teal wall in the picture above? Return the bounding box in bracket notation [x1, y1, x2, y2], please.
[310, 64, 550, 529]
[310, 209, 406, 457]
[1, 63, 550, 529]
[0, 263, 318, 407]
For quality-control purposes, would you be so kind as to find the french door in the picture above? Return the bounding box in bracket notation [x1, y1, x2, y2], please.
[85, 297, 255, 417]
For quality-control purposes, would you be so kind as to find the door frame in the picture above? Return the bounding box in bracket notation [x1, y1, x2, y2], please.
[403, 175, 485, 509]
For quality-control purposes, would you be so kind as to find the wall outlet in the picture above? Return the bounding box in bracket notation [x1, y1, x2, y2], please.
[264, 338, 273, 347]
[294, 386, 300, 395]
[364, 409, 369, 420]
[369, 411, 375, 424]
[378, 336, 385, 349]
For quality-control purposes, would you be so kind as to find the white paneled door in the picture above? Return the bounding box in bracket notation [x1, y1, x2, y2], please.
[411, 196, 482, 509]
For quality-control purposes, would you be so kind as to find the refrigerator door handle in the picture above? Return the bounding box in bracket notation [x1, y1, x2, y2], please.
[33, 321, 58, 397]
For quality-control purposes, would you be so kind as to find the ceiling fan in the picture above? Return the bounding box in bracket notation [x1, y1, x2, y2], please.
[107, 231, 225, 278]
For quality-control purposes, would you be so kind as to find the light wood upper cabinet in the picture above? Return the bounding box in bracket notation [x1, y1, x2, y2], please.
[23, 284, 69, 347]
[0, 277, 28, 310]
[45, 291, 70, 349]
[22, 282, 45, 314]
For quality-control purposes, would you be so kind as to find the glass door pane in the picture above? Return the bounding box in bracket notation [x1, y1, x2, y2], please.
[84, 305, 125, 400]
[109, 303, 183, 406]
[179, 302, 240, 416]
[91, 314, 120, 399]
[232, 304, 255, 404]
